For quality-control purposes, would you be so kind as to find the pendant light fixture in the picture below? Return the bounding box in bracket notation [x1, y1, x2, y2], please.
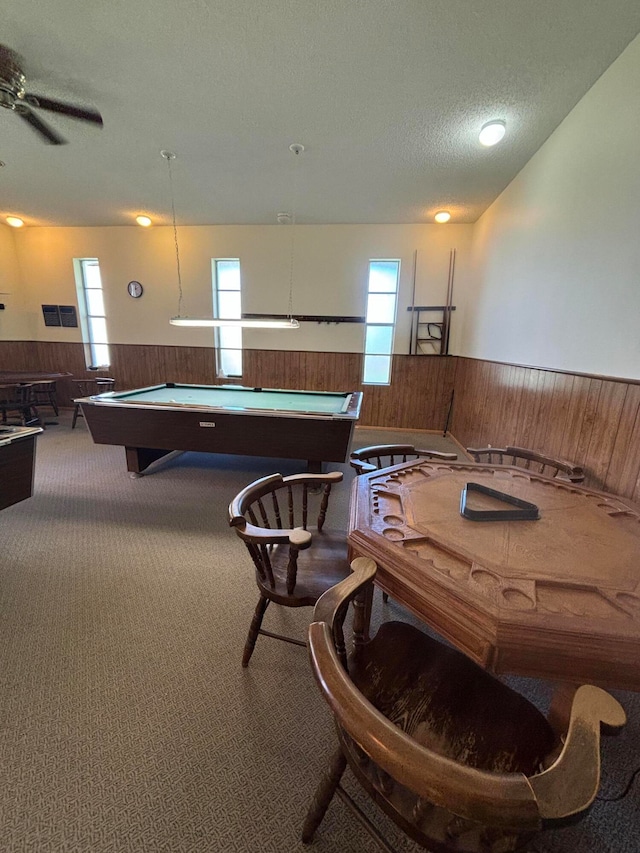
[168, 146, 301, 329]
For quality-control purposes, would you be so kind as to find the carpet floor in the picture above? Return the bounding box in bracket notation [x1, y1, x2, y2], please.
[0, 414, 638, 852]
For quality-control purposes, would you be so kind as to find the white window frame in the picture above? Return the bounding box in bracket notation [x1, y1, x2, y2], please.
[212, 258, 243, 379]
[362, 259, 400, 385]
[74, 258, 110, 368]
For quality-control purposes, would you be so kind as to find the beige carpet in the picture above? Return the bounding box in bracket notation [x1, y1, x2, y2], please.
[0, 415, 638, 852]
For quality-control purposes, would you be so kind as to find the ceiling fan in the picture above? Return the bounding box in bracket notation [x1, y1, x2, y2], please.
[0, 44, 103, 144]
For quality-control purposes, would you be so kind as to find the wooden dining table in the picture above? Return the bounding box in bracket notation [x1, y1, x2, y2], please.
[348, 459, 640, 692]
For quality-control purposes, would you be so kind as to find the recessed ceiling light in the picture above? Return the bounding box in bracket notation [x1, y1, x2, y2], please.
[136, 215, 152, 227]
[434, 211, 451, 223]
[479, 120, 506, 147]
[6, 216, 24, 228]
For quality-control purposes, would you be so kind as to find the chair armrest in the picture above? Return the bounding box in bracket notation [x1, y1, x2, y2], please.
[415, 449, 458, 460]
[529, 685, 625, 821]
[504, 446, 585, 483]
[285, 471, 344, 486]
[230, 518, 312, 550]
[349, 445, 457, 474]
[466, 446, 507, 462]
[351, 445, 416, 460]
[350, 460, 377, 474]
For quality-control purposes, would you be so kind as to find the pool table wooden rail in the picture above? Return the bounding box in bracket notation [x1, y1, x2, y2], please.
[77, 386, 362, 476]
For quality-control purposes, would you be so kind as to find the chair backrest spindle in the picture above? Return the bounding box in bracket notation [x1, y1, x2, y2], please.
[467, 445, 585, 483]
[318, 483, 333, 532]
[350, 445, 458, 476]
[302, 483, 309, 530]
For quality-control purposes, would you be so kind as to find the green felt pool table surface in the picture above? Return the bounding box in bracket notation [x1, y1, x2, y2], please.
[96, 384, 354, 415]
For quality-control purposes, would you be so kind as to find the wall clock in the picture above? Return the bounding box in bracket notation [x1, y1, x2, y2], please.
[127, 281, 143, 298]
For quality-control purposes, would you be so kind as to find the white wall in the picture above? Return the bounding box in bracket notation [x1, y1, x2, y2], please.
[4, 223, 472, 354]
[0, 224, 28, 339]
[465, 33, 640, 380]
[10, 33, 639, 376]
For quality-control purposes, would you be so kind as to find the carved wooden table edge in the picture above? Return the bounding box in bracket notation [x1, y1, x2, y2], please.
[347, 460, 640, 692]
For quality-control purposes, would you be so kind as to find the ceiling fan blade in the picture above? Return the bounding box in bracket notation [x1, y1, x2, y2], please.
[25, 94, 103, 126]
[15, 103, 66, 144]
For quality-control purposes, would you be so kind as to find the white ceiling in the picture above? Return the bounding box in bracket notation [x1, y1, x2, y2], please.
[1, 1, 639, 227]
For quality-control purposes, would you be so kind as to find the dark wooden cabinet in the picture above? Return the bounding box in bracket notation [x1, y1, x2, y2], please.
[0, 427, 42, 511]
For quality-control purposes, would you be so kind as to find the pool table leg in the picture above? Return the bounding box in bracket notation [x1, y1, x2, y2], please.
[307, 460, 324, 474]
[125, 446, 173, 476]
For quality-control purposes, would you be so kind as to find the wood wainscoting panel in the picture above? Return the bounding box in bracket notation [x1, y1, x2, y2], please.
[0, 340, 86, 407]
[451, 357, 640, 502]
[360, 354, 455, 430]
[108, 344, 217, 390]
[0, 341, 218, 408]
[0, 339, 87, 378]
[243, 350, 455, 431]
[4, 341, 638, 499]
[243, 349, 362, 393]
[606, 383, 640, 499]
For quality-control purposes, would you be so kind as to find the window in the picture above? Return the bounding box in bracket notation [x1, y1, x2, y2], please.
[363, 260, 400, 384]
[212, 258, 242, 378]
[74, 258, 110, 368]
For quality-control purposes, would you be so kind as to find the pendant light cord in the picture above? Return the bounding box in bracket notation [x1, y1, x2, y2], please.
[288, 144, 304, 321]
[162, 150, 184, 317]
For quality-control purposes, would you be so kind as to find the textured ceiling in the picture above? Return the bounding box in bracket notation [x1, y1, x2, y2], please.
[1, 1, 639, 226]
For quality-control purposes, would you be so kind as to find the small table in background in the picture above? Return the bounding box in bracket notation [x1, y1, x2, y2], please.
[0, 371, 70, 425]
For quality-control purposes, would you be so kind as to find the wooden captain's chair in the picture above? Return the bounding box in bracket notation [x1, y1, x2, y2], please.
[29, 380, 59, 417]
[466, 445, 585, 483]
[303, 558, 625, 853]
[350, 444, 458, 475]
[228, 471, 350, 667]
[72, 377, 115, 428]
[0, 383, 43, 428]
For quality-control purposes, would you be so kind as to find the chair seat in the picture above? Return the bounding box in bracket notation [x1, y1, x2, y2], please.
[349, 621, 554, 775]
[256, 527, 350, 606]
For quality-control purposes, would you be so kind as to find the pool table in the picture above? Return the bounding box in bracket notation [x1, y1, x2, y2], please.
[76, 383, 363, 476]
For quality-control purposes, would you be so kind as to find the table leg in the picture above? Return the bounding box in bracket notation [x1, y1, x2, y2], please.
[125, 446, 172, 475]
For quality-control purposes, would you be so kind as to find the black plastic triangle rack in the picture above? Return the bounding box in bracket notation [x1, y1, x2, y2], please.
[460, 482, 540, 522]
